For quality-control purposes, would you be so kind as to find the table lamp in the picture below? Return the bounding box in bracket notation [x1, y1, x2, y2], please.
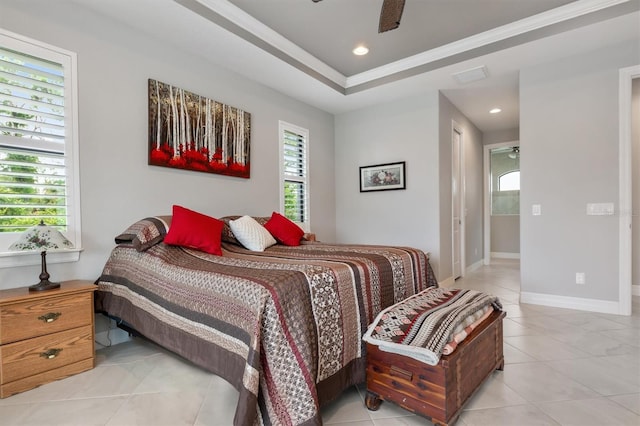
[9, 220, 74, 291]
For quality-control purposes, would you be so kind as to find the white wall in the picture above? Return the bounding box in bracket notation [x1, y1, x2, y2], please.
[0, 1, 335, 290]
[334, 94, 442, 275]
[520, 39, 640, 308]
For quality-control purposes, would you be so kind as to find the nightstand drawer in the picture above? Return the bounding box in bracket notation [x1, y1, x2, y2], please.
[0, 292, 93, 345]
[0, 325, 93, 385]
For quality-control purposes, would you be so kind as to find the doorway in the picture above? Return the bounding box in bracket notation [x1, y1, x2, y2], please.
[483, 141, 520, 265]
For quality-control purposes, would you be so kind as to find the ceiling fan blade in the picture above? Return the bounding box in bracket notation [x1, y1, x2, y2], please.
[379, 0, 405, 33]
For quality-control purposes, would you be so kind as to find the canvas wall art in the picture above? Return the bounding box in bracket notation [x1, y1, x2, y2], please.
[148, 79, 251, 178]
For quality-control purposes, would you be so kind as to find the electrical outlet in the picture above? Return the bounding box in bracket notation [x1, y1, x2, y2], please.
[576, 272, 586, 285]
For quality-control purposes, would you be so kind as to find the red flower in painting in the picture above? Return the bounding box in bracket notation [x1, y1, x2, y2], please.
[212, 148, 223, 162]
[189, 161, 208, 172]
[209, 161, 227, 172]
[160, 143, 174, 158]
[168, 157, 187, 168]
[150, 148, 170, 163]
[184, 149, 207, 164]
[229, 162, 248, 174]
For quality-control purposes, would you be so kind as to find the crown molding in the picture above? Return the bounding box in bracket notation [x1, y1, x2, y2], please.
[188, 0, 347, 88]
[178, 0, 632, 92]
[345, 0, 631, 87]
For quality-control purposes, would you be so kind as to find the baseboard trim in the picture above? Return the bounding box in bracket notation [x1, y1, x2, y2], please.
[439, 276, 455, 288]
[633, 284, 640, 297]
[491, 252, 521, 259]
[466, 259, 484, 274]
[520, 291, 622, 315]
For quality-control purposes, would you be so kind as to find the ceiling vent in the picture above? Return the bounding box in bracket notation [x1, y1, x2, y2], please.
[452, 65, 488, 84]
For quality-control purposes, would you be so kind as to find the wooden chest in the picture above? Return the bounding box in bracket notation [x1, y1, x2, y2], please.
[365, 310, 505, 426]
[0, 280, 96, 398]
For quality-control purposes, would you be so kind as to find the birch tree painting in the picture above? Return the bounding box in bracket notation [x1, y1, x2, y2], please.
[148, 79, 251, 178]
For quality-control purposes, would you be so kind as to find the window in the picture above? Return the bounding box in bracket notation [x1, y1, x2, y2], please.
[0, 29, 80, 262]
[279, 121, 309, 231]
[498, 171, 520, 191]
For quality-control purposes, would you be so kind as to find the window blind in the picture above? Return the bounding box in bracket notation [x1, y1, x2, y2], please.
[282, 128, 308, 224]
[0, 45, 68, 232]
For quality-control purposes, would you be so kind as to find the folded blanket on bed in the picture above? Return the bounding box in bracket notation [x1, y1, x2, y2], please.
[363, 287, 502, 365]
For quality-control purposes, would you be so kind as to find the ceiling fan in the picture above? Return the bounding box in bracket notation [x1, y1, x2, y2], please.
[312, 0, 406, 33]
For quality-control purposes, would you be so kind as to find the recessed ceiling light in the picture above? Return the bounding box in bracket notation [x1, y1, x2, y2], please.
[353, 45, 369, 56]
[489, 108, 502, 114]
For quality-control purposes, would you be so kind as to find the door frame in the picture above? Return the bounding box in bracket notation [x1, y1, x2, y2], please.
[483, 141, 519, 266]
[618, 65, 639, 315]
[452, 121, 465, 279]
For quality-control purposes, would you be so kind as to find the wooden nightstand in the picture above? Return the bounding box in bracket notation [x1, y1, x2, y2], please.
[0, 280, 96, 398]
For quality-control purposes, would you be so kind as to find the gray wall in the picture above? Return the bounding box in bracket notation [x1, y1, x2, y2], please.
[0, 1, 336, 290]
[334, 92, 484, 283]
[491, 216, 520, 254]
[520, 39, 640, 302]
[483, 128, 519, 145]
[334, 94, 442, 275]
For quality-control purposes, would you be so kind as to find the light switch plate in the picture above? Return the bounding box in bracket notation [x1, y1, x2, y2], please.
[532, 204, 541, 216]
[587, 203, 614, 216]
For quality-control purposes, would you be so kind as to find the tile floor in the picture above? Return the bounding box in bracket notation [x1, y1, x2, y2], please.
[1, 259, 639, 425]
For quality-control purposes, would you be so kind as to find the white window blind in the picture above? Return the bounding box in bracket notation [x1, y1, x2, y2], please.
[280, 122, 309, 229]
[0, 30, 80, 256]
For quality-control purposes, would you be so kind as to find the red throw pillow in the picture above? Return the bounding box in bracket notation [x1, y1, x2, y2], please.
[264, 212, 304, 246]
[164, 205, 224, 255]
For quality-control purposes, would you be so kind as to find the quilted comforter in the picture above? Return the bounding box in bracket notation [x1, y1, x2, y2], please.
[96, 239, 435, 425]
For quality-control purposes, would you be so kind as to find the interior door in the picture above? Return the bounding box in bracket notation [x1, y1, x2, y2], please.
[452, 129, 462, 279]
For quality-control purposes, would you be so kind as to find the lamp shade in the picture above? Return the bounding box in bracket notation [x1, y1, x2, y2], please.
[9, 221, 73, 252]
[8, 221, 73, 292]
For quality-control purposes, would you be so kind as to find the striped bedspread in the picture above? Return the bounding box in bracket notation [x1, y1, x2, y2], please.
[96, 240, 435, 425]
[363, 288, 502, 365]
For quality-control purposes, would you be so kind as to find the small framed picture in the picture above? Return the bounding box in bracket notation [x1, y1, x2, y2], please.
[359, 161, 406, 192]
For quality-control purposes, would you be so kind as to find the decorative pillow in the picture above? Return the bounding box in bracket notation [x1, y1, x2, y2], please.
[115, 216, 172, 252]
[220, 216, 241, 245]
[264, 212, 304, 246]
[220, 215, 270, 245]
[163, 205, 224, 256]
[229, 215, 277, 251]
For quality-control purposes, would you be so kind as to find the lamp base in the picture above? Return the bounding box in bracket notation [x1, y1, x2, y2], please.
[29, 279, 61, 292]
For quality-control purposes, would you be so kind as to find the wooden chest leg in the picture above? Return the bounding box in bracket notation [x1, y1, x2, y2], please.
[365, 391, 382, 411]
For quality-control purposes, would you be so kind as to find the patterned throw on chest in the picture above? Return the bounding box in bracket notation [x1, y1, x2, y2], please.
[364, 287, 502, 365]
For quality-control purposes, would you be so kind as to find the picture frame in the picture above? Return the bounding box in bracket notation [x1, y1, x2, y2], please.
[359, 161, 406, 192]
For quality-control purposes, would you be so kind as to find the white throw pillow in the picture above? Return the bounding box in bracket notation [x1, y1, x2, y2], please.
[229, 215, 277, 251]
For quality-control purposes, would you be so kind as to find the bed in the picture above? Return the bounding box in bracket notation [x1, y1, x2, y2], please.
[95, 213, 437, 425]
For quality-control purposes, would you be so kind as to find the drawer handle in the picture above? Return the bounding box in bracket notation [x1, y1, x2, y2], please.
[390, 365, 413, 381]
[40, 348, 63, 359]
[38, 312, 62, 323]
